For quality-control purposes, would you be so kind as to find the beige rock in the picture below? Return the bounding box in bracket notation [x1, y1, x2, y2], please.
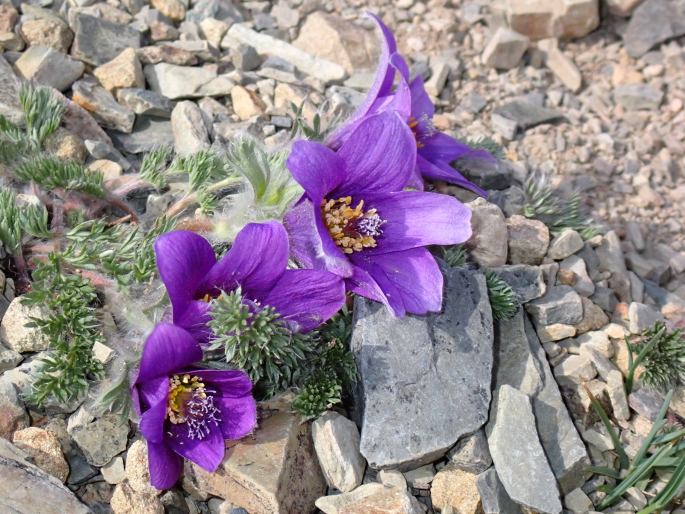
[507, 0, 557, 40]
[150, 0, 185, 22]
[315, 483, 423, 514]
[558, 0, 599, 39]
[102, 456, 126, 484]
[574, 298, 609, 335]
[111, 481, 164, 514]
[431, 468, 481, 513]
[89, 159, 123, 181]
[507, 215, 550, 265]
[554, 354, 597, 387]
[44, 127, 86, 163]
[467, 198, 508, 267]
[0, 4, 18, 33]
[19, 18, 72, 53]
[538, 38, 582, 92]
[274, 82, 316, 122]
[0, 298, 49, 353]
[94, 48, 145, 93]
[149, 21, 178, 42]
[230, 85, 264, 120]
[537, 323, 576, 342]
[606, 0, 644, 16]
[200, 18, 229, 49]
[126, 440, 159, 495]
[185, 409, 326, 514]
[12, 427, 69, 483]
[294, 11, 376, 74]
[0, 380, 29, 440]
[0, 31, 24, 51]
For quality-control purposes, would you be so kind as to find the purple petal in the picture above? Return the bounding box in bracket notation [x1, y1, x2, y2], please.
[260, 269, 346, 333]
[336, 112, 416, 195]
[215, 395, 257, 440]
[420, 132, 491, 163]
[166, 422, 225, 472]
[135, 324, 203, 383]
[148, 442, 183, 490]
[361, 191, 472, 255]
[354, 248, 444, 316]
[138, 377, 169, 443]
[174, 300, 213, 343]
[200, 221, 288, 298]
[286, 141, 345, 201]
[155, 231, 217, 322]
[409, 76, 435, 120]
[344, 264, 388, 305]
[417, 154, 487, 197]
[283, 198, 354, 278]
[191, 369, 254, 397]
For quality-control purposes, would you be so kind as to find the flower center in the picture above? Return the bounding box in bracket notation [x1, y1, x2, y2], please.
[167, 374, 221, 440]
[322, 196, 386, 254]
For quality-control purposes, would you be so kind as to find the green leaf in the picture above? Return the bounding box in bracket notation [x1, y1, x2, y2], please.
[584, 384, 630, 470]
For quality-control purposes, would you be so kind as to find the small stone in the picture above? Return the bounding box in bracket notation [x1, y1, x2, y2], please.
[315, 483, 423, 514]
[68, 412, 129, 467]
[378, 469, 406, 489]
[614, 84, 664, 111]
[0, 298, 48, 353]
[312, 411, 366, 493]
[71, 12, 141, 66]
[537, 323, 576, 342]
[0, 344, 22, 373]
[150, 0, 186, 22]
[110, 117, 173, 154]
[548, 229, 584, 260]
[491, 113, 518, 139]
[149, 21, 178, 42]
[507, 215, 550, 265]
[19, 18, 72, 53]
[557, 0, 599, 39]
[230, 43, 260, 71]
[574, 298, 609, 335]
[199, 18, 229, 48]
[89, 160, 123, 182]
[116, 88, 173, 117]
[271, 2, 300, 29]
[467, 198, 508, 266]
[171, 101, 210, 157]
[493, 99, 564, 132]
[72, 78, 135, 133]
[425, 60, 449, 97]
[44, 127, 87, 163]
[554, 355, 597, 387]
[506, 0, 556, 40]
[137, 45, 199, 66]
[607, 371, 630, 421]
[628, 302, 664, 334]
[526, 285, 583, 326]
[94, 48, 145, 93]
[447, 430, 492, 474]
[14, 46, 84, 92]
[564, 487, 593, 513]
[560, 255, 594, 297]
[125, 440, 158, 495]
[403, 464, 435, 490]
[476, 467, 521, 514]
[628, 388, 664, 421]
[0, 4, 17, 33]
[102, 456, 126, 484]
[623, 0, 685, 57]
[230, 85, 264, 120]
[144, 63, 217, 100]
[111, 481, 164, 514]
[482, 27, 529, 69]
[490, 265, 546, 302]
[431, 468, 481, 514]
[0, 379, 29, 440]
[12, 427, 69, 483]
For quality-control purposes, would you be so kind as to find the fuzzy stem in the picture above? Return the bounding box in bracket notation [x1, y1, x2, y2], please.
[165, 177, 243, 218]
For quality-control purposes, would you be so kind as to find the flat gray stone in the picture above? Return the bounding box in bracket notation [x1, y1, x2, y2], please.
[623, 0, 685, 57]
[351, 267, 493, 470]
[490, 265, 546, 303]
[614, 84, 664, 111]
[68, 411, 129, 467]
[526, 285, 583, 326]
[144, 63, 218, 100]
[628, 301, 664, 334]
[486, 385, 562, 514]
[476, 467, 522, 514]
[560, 255, 595, 297]
[547, 230, 584, 260]
[628, 388, 664, 421]
[482, 26, 529, 70]
[110, 116, 173, 154]
[116, 88, 173, 117]
[0, 55, 23, 124]
[467, 198, 508, 267]
[0, 344, 22, 373]
[15, 46, 84, 93]
[71, 12, 141, 66]
[448, 429, 492, 474]
[493, 99, 563, 131]
[72, 78, 135, 133]
[171, 101, 210, 157]
[185, 0, 243, 24]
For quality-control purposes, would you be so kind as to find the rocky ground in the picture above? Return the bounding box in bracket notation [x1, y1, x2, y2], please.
[1, 0, 685, 513]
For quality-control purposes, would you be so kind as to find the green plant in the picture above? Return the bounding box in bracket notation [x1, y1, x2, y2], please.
[139, 146, 173, 189]
[485, 270, 519, 321]
[624, 322, 685, 395]
[464, 135, 504, 160]
[292, 373, 343, 420]
[443, 244, 468, 268]
[15, 157, 106, 197]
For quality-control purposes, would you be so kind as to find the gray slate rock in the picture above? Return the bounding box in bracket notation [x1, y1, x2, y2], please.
[0, 438, 90, 514]
[71, 12, 141, 66]
[547, 230, 584, 260]
[68, 411, 129, 467]
[628, 388, 664, 421]
[185, 0, 243, 23]
[117, 88, 173, 117]
[526, 285, 583, 326]
[486, 385, 562, 514]
[144, 63, 218, 100]
[110, 116, 173, 154]
[490, 265, 546, 303]
[560, 255, 595, 297]
[614, 84, 664, 111]
[72, 78, 135, 133]
[623, 0, 685, 57]
[171, 101, 210, 157]
[477, 467, 522, 514]
[448, 429, 492, 474]
[493, 99, 564, 132]
[15, 46, 84, 93]
[0, 344, 22, 373]
[351, 267, 493, 470]
[0, 55, 22, 124]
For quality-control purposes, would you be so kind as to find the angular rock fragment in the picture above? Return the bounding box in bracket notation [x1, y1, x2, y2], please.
[68, 411, 129, 467]
[0, 379, 29, 440]
[15, 46, 84, 92]
[117, 88, 173, 117]
[467, 198, 508, 267]
[315, 483, 423, 514]
[72, 78, 135, 133]
[12, 427, 69, 482]
[526, 285, 583, 326]
[482, 27, 529, 70]
[93, 48, 145, 93]
[490, 264, 546, 303]
[19, 18, 73, 53]
[493, 100, 564, 133]
[144, 63, 217, 100]
[71, 12, 141, 66]
[110, 117, 173, 154]
[476, 467, 522, 514]
[351, 267, 493, 470]
[0, 56, 22, 123]
[448, 430, 492, 474]
[0, 298, 48, 353]
[171, 101, 210, 156]
[614, 84, 664, 111]
[623, 0, 685, 57]
[506, 215, 550, 265]
[431, 468, 482, 513]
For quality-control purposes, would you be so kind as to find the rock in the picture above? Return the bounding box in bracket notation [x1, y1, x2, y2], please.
[490, 265, 546, 303]
[564, 487, 593, 512]
[71, 13, 141, 66]
[537, 323, 576, 342]
[476, 467, 522, 514]
[312, 411, 365, 493]
[229, 42, 260, 71]
[225, 23, 346, 83]
[493, 99, 564, 133]
[116, 88, 173, 117]
[466, 198, 508, 267]
[548, 230, 584, 260]
[110, 117, 173, 154]
[149, 21, 178, 42]
[14, 46, 84, 92]
[507, 215, 550, 265]
[0, 438, 90, 514]
[403, 464, 435, 490]
[560, 255, 594, 297]
[185, 0, 242, 24]
[623, 0, 685, 58]
[102, 455, 126, 484]
[606, 0, 643, 16]
[137, 44, 199, 66]
[606, 371, 630, 421]
[493, 312, 589, 493]
[199, 18, 229, 48]
[614, 84, 664, 111]
[591, 286, 618, 313]
[230, 85, 264, 120]
[150, 0, 186, 22]
[628, 302, 664, 334]
[171, 101, 210, 157]
[315, 483, 423, 514]
[0, 298, 48, 353]
[124, 440, 158, 495]
[93, 48, 145, 93]
[558, 0, 599, 39]
[0, 55, 22, 123]
[0, 344, 22, 373]
[506, 0, 557, 40]
[629, 388, 664, 421]
[447, 430, 492, 474]
[526, 285, 583, 326]
[111, 481, 164, 514]
[482, 27, 529, 70]
[12, 427, 68, 482]
[431, 468, 482, 513]
[554, 355, 597, 387]
[68, 411, 129, 467]
[486, 385, 562, 514]
[144, 63, 217, 100]
[0, 4, 17, 33]
[185, 407, 326, 514]
[89, 160, 123, 182]
[351, 267, 493, 470]
[44, 127, 87, 163]
[0, 379, 28, 440]
[294, 11, 376, 74]
[72, 78, 135, 133]
[425, 60, 449, 97]
[491, 113, 518, 139]
[19, 18, 72, 53]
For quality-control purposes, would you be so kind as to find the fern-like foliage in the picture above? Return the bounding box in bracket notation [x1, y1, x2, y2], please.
[485, 270, 519, 321]
[140, 146, 173, 189]
[0, 187, 50, 252]
[19, 84, 65, 145]
[625, 322, 685, 394]
[15, 157, 105, 197]
[171, 149, 226, 192]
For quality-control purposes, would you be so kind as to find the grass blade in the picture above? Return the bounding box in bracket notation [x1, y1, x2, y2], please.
[585, 384, 630, 470]
[631, 389, 673, 468]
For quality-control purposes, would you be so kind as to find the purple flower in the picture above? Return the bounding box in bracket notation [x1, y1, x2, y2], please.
[284, 111, 472, 316]
[131, 323, 257, 489]
[327, 13, 493, 196]
[154, 221, 346, 341]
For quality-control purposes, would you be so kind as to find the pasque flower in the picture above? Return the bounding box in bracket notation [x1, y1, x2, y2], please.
[284, 110, 472, 316]
[154, 221, 346, 341]
[131, 323, 256, 489]
[327, 14, 492, 195]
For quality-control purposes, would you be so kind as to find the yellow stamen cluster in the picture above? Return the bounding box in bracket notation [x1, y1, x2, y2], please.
[322, 197, 379, 254]
[408, 116, 424, 148]
[167, 374, 206, 424]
